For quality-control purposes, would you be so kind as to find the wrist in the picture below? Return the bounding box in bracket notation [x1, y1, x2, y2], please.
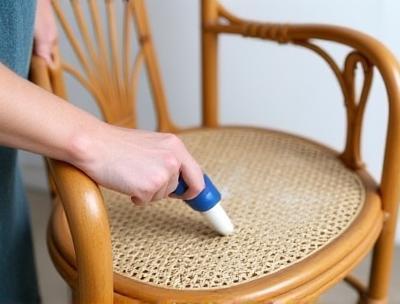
[67, 119, 107, 171]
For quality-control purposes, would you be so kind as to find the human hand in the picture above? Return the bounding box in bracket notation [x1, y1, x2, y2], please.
[69, 123, 205, 205]
[33, 0, 58, 64]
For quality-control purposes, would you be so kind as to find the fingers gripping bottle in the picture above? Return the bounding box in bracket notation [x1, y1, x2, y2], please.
[173, 174, 234, 236]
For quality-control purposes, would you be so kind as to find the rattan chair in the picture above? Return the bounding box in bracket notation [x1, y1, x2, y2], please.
[29, 0, 400, 303]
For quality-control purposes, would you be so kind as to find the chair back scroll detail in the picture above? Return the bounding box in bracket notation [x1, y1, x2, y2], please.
[202, 1, 377, 170]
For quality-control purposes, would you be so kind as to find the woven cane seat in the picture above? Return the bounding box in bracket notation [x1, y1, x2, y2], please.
[99, 127, 366, 290]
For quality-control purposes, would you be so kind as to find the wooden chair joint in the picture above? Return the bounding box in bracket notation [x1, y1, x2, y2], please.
[203, 21, 291, 44]
[138, 34, 151, 44]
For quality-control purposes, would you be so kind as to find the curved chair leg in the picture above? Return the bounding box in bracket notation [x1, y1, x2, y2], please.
[366, 223, 396, 304]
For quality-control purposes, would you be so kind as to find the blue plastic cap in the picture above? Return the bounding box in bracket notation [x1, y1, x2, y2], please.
[173, 174, 221, 212]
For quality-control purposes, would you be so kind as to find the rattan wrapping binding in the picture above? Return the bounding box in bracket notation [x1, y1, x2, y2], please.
[101, 128, 365, 290]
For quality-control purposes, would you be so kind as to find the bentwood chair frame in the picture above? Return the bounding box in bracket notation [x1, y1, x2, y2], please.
[29, 0, 400, 303]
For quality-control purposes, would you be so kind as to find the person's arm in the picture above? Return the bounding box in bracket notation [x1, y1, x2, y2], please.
[0, 0, 204, 204]
[1, 64, 204, 203]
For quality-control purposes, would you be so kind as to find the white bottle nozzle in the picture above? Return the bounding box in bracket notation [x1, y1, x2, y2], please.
[173, 174, 235, 236]
[201, 202, 234, 236]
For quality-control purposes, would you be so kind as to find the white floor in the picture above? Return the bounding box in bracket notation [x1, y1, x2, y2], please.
[27, 189, 400, 304]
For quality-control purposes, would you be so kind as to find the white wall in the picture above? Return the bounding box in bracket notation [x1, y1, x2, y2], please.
[19, 0, 400, 242]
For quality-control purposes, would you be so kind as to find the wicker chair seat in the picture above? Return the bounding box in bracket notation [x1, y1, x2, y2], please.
[98, 127, 366, 290]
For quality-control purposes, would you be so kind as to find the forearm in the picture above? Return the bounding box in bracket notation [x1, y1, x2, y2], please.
[0, 63, 101, 164]
[0, 0, 204, 201]
[0, 61, 205, 200]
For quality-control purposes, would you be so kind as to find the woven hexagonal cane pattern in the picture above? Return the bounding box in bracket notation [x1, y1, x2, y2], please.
[102, 128, 365, 290]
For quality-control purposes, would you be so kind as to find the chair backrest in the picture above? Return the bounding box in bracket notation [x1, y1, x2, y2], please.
[49, 0, 174, 131]
[48, 0, 398, 177]
[47, 0, 256, 132]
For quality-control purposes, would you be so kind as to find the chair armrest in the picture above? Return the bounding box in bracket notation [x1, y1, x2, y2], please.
[204, 8, 400, 219]
[29, 56, 113, 304]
